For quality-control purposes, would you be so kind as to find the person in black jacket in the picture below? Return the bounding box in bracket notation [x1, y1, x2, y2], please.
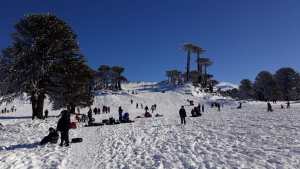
[40, 127, 59, 145]
[179, 106, 187, 125]
[57, 110, 70, 147]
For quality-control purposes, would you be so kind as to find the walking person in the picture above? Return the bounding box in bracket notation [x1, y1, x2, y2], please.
[179, 106, 187, 125]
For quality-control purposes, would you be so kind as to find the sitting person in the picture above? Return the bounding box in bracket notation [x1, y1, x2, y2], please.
[144, 111, 152, 118]
[122, 112, 130, 122]
[40, 127, 59, 145]
[108, 117, 115, 125]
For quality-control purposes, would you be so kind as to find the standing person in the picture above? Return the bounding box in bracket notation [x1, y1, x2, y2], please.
[217, 103, 221, 111]
[87, 108, 93, 124]
[267, 102, 273, 112]
[286, 101, 290, 109]
[151, 105, 155, 113]
[44, 109, 49, 119]
[130, 99, 133, 104]
[107, 107, 110, 113]
[93, 107, 97, 115]
[179, 106, 187, 125]
[97, 108, 101, 114]
[56, 110, 70, 147]
[145, 106, 149, 113]
[136, 103, 139, 109]
[202, 104, 204, 113]
[102, 106, 106, 114]
[237, 102, 242, 109]
[118, 106, 123, 122]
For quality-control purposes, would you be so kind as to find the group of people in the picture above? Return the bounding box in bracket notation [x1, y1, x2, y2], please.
[211, 102, 221, 111]
[191, 104, 203, 117]
[268, 101, 290, 112]
[91, 106, 111, 115]
[118, 106, 131, 123]
[1, 106, 17, 114]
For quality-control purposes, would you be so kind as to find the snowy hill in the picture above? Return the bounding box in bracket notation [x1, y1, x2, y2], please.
[1, 82, 300, 169]
[215, 82, 238, 91]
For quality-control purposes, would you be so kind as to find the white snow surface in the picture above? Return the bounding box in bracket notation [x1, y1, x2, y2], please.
[1, 83, 300, 169]
[215, 82, 238, 91]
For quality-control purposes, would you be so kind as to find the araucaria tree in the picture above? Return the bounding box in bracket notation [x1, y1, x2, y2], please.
[0, 14, 93, 119]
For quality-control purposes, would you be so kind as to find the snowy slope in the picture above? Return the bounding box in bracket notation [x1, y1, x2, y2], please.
[215, 82, 238, 91]
[1, 83, 300, 169]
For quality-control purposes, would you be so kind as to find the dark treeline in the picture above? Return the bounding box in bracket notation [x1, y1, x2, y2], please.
[222, 67, 300, 101]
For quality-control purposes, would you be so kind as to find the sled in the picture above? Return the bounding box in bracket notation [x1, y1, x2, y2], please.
[84, 123, 104, 127]
[71, 138, 83, 143]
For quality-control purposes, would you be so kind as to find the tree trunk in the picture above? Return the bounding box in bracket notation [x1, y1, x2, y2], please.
[186, 50, 191, 82]
[204, 65, 207, 87]
[118, 81, 122, 90]
[31, 93, 37, 120]
[36, 94, 45, 119]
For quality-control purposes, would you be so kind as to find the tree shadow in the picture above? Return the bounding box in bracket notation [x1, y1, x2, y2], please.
[0, 115, 57, 120]
[0, 116, 32, 120]
[0, 142, 40, 151]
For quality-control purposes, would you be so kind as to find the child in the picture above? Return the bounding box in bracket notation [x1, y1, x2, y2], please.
[40, 127, 59, 145]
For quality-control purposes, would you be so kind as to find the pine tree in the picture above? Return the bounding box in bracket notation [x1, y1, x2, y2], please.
[0, 14, 92, 119]
[274, 67, 300, 101]
[239, 79, 254, 99]
[253, 71, 277, 101]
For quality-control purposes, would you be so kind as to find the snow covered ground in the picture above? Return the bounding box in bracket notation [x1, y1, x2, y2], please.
[1, 82, 300, 169]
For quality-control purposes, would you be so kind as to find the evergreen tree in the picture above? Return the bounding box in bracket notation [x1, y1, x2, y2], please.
[111, 66, 125, 90]
[253, 71, 277, 101]
[97, 65, 111, 89]
[239, 79, 254, 99]
[0, 14, 91, 119]
[274, 67, 300, 101]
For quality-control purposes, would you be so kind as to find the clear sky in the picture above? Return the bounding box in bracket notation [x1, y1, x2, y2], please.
[1, 0, 300, 84]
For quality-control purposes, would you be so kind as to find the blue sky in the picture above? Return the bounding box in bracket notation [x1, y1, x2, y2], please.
[1, 0, 300, 84]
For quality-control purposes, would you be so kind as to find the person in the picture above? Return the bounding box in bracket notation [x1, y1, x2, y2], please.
[202, 104, 204, 113]
[179, 106, 187, 125]
[118, 106, 123, 122]
[44, 109, 49, 119]
[87, 108, 93, 124]
[56, 110, 70, 147]
[136, 103, 139, 109]
[281, 104, 284, 109]
[102, 106, 106, 114]
[123, 112, 130, 122]
[217, 103, 221, 111]
[93, 107, 97, 115]
[286, 101, 290, 109]
[191, 108, 196, 117]
[40, 127, 59, 145]
[141, 104, 143, 109]
[267, 102, 273, 112]
[145, 106, 149, 112]
[151, 105, 155, 113]
[130, 99, 133, 104]
[237, 102, 242, 109]
[107, 107, 110, 113]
